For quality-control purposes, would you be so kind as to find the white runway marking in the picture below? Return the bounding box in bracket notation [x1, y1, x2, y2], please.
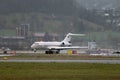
[0, 60, 120, 64]
[0, 54, 13, 57]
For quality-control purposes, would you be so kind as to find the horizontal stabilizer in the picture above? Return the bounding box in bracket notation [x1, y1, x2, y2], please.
[68, 33, 85, 36]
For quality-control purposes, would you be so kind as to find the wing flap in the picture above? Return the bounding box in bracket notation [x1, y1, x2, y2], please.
[47, 46, 88, 50]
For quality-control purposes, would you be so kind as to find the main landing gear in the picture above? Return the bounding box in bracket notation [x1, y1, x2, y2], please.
[45, 50, 60, 54]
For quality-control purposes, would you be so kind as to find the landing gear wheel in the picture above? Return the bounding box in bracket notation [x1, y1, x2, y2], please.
[49, 50, 53, 54]
[32, 49, 37, 52]
[45, 50, 53, 54]
[56, 50, 60, 54]
[45, 51, 48, 54]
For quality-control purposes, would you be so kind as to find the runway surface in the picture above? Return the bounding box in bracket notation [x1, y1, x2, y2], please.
[0, 60, 120, 64]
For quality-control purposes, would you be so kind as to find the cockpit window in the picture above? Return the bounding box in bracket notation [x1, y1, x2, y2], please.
[34, 42, 39, 45]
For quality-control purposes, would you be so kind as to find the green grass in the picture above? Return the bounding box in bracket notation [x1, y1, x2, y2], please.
[0, 29, 16, 36]
[1, 53, 120, 60]
[0, 62, 120, 80]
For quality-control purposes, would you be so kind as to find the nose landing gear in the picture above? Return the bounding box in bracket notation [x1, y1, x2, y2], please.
[32, 49, 37, 52]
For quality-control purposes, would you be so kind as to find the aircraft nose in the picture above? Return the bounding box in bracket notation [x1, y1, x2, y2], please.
[31, 44, 34, 49]
[31, 44, 36, 49]
[31, 42, 39, 49]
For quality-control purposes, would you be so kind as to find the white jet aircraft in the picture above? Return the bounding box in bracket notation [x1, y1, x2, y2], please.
[31, 33, 88, 54]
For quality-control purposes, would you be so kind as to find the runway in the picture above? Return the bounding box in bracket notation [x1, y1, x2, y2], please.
[0, 60, 120, 64]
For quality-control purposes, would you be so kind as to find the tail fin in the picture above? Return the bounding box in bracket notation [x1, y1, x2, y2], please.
[62, 33, 72, 43]
[62, 33, 85, 43]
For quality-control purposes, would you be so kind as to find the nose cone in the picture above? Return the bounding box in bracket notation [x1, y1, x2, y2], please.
[31, 42, 39, 49]
[31, 44, 34, 49]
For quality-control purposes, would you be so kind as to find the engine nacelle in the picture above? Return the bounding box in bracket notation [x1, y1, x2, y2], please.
[61, 42, 72, 46]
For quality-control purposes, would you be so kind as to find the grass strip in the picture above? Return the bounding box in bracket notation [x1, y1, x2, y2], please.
[0, 62, 120, 80]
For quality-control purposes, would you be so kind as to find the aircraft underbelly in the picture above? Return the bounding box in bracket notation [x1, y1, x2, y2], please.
[39, 45, 58, 50]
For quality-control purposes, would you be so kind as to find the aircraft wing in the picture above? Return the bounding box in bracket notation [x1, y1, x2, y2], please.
[47, 46, 88, 50]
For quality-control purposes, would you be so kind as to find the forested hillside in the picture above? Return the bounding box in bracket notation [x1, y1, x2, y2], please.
[76, 0, 120, 9]
[0, 0, 119, 34]
[0, 0, 120, 48]
[0, 0, 104, 33]
[0, 0, 77, 15]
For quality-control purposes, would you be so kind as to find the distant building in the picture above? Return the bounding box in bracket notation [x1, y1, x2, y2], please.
[0, 36, 30, 50]
[16, 24, 30, 37]
[33, 32, 58, 41]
